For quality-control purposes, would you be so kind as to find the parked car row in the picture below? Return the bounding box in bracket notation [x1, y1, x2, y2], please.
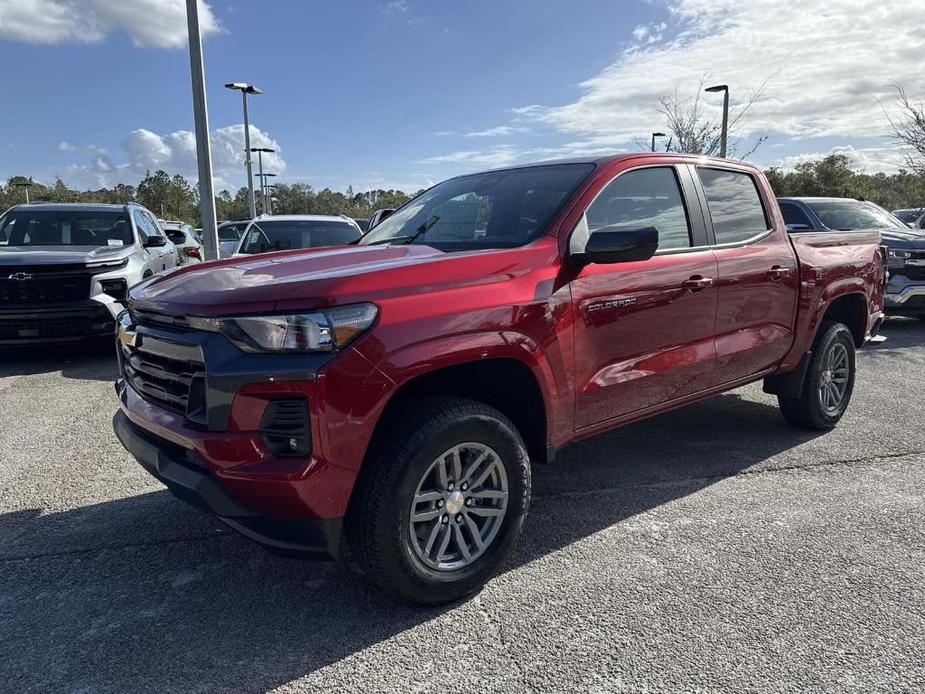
[0, 206, 390, 343]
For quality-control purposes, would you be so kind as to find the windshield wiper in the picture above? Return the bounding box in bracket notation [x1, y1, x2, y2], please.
[366, 216, 440, 246]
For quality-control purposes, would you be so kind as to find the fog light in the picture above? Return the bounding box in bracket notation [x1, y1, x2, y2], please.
[260, 399, 311, 457]
[100, 279, 128, 303]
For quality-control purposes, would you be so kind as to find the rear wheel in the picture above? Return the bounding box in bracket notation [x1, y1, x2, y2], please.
[345, 397, 531, 605]
[778, 322, 856, 430]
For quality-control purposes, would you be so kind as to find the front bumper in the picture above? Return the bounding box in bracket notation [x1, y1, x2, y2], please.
[113, 409, 343, 557]
[884, 275, 925, 315]
[0, 302, 115, 344]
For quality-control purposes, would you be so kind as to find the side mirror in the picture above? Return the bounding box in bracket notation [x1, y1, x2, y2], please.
[368, 208, 395, 229]
[785, 223, 811, 232]
[571, 226, 659, 265]
[144, 235, 167, 248]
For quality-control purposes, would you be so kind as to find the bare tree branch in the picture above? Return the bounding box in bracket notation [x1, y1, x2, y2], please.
[657, 75, 770, 159]
[883, 82, 925, 176]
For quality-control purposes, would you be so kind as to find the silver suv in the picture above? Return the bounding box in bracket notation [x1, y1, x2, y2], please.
[0, 202, 178, 343]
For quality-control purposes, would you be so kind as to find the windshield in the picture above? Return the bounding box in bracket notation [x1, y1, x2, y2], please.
[218, 224, 243, 241]
[359, 163, 595, 250]
[805, 201, 908, 231]
[0, 209, 133, 247]
[239, 219, 361, 254]
[893, 209, 922, 224]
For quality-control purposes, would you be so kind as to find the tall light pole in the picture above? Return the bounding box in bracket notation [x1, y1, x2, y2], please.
[13, 181, 33, 203]
[255, 172, 276, 214]
[250, 147, 275, 214]
[224, 82, 262, 219]
[651, 131, 666, 152]
[185, 0, 219, 260]
[705, 84, 729, 158]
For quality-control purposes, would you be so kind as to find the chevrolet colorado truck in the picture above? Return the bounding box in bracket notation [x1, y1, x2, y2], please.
[113, 154, 886, 604]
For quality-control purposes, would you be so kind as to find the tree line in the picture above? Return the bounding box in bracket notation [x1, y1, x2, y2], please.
[0, 170, 416, 226]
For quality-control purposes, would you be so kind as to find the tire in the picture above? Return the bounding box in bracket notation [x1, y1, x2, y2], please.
[345, 396, 531, 605]
[778, 322, 856, 430]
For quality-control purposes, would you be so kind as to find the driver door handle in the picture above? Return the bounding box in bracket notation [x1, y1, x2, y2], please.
[768, 265, 791, 281]
[681, 276, 713, 292]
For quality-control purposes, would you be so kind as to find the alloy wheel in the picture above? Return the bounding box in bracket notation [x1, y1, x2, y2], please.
[408, 442, 509, 571]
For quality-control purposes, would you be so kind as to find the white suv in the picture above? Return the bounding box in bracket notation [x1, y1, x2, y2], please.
[0, 202, 178, 343]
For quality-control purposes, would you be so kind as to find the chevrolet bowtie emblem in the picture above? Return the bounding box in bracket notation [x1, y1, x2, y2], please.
[7, 272, 33, 281]
[118, 325, 138, 348]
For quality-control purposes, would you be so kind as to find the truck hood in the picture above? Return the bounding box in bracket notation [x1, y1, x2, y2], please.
[130, 243, 533, 316]
[879, 228, 925, 249]
[0, 245, 133, 266]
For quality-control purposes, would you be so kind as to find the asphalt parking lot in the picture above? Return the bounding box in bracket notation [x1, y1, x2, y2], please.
[1, 320, 923, 693]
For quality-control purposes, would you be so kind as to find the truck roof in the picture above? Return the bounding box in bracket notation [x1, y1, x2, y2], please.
[457, 152, 758, 178]
[7, 202, 128, 213]
[252, 214, 356, 223]
[778, 197, 868, 203]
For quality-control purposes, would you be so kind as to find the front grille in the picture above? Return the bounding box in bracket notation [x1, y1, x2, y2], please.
[0, 315, 95, 340]
[121, 331, 205, 420]
[0, 270, 91, 305]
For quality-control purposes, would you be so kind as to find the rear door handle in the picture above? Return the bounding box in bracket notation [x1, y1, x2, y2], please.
[681, 276, 713, 292]
[768, 265, 791, 281]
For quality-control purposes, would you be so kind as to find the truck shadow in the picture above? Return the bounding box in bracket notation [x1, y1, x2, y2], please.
[1, 393, 825, 692]
[0, 338, 118, 382]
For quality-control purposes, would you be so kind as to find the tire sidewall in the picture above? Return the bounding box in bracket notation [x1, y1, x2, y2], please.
[807, 323, 856, 427]
[375, 410, 530, 600]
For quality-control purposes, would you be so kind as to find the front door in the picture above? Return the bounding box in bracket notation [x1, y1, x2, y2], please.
[569, 165, 719, 429]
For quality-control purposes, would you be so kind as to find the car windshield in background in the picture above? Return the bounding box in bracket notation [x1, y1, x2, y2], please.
[805, 201, 908, 231]
[0, 210, 133, 247]
[218, 225, 243, 241]
[359, 163, 595, 250]
[894, 209, 923, 224]
[239, 220, 361, 254]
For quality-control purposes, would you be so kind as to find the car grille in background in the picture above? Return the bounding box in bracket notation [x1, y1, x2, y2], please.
[901, 252, 925, 281]
[0, 316, 91, 340]
[0, 266, 92, 305]
[120, 331, 206, 422]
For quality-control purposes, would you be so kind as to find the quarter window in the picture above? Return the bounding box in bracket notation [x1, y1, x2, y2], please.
[571, 166, 692, 254]
[697, 168, 769, 244]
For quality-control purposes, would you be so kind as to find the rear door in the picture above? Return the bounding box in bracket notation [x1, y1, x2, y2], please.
[695, 166, 799, 383]
[570, 164, 719, 428]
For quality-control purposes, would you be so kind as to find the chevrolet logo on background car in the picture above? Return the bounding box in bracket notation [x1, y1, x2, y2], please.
[7, 272, 33, 281]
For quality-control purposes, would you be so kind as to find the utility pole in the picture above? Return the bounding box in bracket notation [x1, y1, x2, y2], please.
[651, 132, 666, 152]
[186, 0, 219, 260]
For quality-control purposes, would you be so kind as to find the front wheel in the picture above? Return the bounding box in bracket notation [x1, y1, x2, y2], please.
[345, 397, 531, 605]
[778, 322, 856, 430]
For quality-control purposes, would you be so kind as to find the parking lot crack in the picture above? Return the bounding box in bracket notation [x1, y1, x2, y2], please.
[535, 449, 925, 501]
[0, 530, 231, 563]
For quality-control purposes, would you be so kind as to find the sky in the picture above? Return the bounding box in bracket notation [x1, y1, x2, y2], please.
[0, 0, 922, 195]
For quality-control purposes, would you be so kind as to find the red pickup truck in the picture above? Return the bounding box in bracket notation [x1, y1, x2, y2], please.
[113, 154, 886, 604]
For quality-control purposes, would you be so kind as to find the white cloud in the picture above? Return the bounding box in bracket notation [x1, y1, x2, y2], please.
[0, 0, 219, 48]
[384, 0, 410, 13]
[418, 145, 522, 169]
[56, 141, 74, 152]
[56, 124, 286, 191]
[463, 126, 528, 138]
[771, 145, 908, 175]
[516, 0, 924, 145]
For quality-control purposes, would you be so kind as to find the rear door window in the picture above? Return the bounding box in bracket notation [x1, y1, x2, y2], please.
[697, 168, 770, 244]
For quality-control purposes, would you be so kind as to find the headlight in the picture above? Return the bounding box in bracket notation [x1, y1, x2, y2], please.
[188, 303, 378, 353]
[888, 249, 911, 259]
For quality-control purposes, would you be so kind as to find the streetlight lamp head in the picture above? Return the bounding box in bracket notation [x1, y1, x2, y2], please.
[652, 131, 666, 137]
[224, 82, 262, 95]
[705, 84, 728, 93]
[249, 147, 275, 153]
